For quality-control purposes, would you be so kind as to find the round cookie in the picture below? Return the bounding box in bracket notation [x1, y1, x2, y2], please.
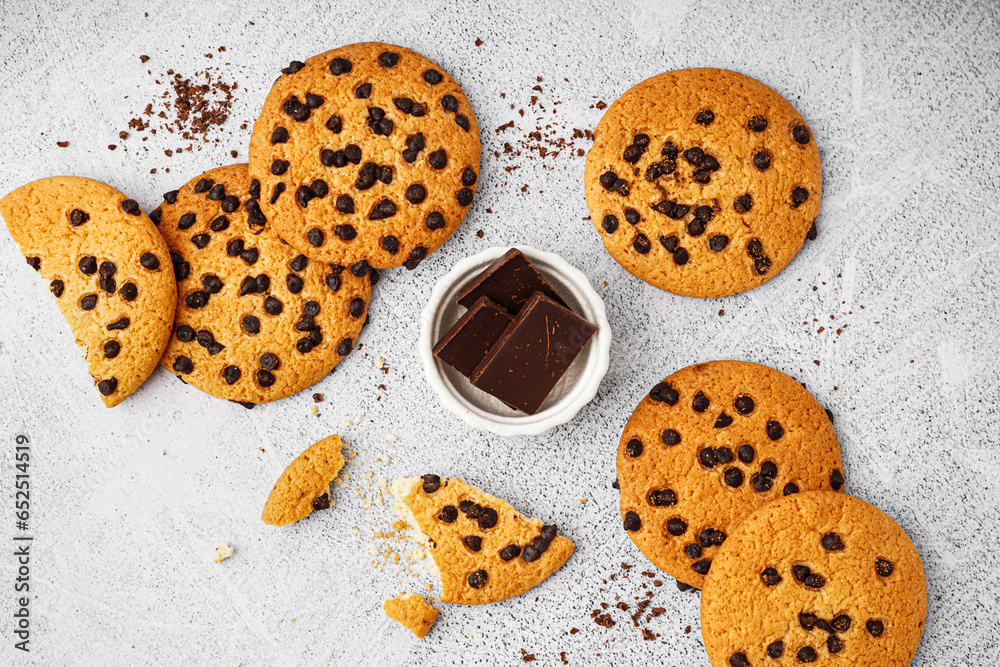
[616, 361, 843, 589]
[585, 68, 822, 298]
[701, 491, 927, 667]
[154, 164, 371, 403]
[0, 176, 176, 407]
[248, 42, 481, 271]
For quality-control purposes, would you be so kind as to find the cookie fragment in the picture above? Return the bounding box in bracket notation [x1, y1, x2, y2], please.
[0, 176, 176, 407]
[383, 593, 438, 638]
[261, 434, 345, 526]
[391, 476, 574, 605]
[213, 543, 234, 563]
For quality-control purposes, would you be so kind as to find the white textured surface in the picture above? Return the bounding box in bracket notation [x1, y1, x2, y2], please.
[0, 1, 998, 664]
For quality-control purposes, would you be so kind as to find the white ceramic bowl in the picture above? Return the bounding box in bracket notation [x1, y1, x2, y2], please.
[419, 246, 611, 436]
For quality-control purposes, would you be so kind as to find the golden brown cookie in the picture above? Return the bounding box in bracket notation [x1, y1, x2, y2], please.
[617, 361, 843, 589]
[153, 164, 371, 403]
[585, 68, 822, 298]
[248, 42, 481, 271]
[391, 475, 574, 605]
[701, 491, 927, 667]
[261, 434, 345, 526]
[383, 593, 438, 638]
[0, 176, 176, 407]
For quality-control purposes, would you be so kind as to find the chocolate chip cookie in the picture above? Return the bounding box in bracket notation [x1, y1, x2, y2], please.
[391, 475, 574, 605]
[249, 42, 481, 271]
[585, 68, 822, 298]
[154, 164, 371, 403]
[261, 434, 345, 526]
[701, 491, 927, 667]
[616, 361, 843, 589]
[0, 176, 176, 407]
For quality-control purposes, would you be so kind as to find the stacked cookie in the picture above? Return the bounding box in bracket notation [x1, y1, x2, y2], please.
[0, 42, 481, 407]
[616, 361, 926, 666]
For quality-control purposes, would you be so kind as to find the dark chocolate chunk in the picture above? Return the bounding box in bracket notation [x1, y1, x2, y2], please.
[659, 234, 678, 252]
[800, 611, 818, 630]
[256, 369, 275, 387]
[432, 296, 513, 378]
[222, 365, 241, 385]
[405, 183, 427, 204]
[716, 447, 733, 464]
[455, 114, 470, 131]
[351, 260, 370, 277]
[633, 233, 651, 253]
[355, 82, 372, 99]
[708, 235, 729, 251]
[121, 199, 140, 216]
[368, 198, 397, 220]
[241, 316, 260, 335]
[191, 234, 210, 249]
[456, 248, 567, 313]
[478, 507, 499, 529]
[348, 298, 365, 318]
[760, 461, 777, 479]
[648, 489, 676, 506]
[753, 150, 771, 170]
[737, 445, 755, 464]
[337, 337, 353, 356]
[49, 279, 65, 297]
[866, 619, 884, 637]
[423, 69, 442, 84]
[437, 505, 458, 523]
[79, 255, 98, 275]
[456, 188, 474, 206]
[462, 536, 482, 552]
[832, 614, 852, 632]
[269, 182, 286, 204]
[827, 635, 843, 654]
[241, 248, 259, 265]
[103, 340, 121, 358]
[699, 447, 718, 467]
[210, 216, 230, 232]
[751, 473, 773, 493]
[69, 208, 90, 226]
[264, 296, 283, 316]
[624, 208, 640, 225]
[286, 274, 304, 294]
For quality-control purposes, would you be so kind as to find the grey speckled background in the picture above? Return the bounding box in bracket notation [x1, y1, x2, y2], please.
[1, 0, 998, 664]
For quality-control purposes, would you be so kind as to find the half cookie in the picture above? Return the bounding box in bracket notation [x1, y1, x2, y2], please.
[585, 68, 822, 298]
[0, 176, 176, 407]
[261, 434, 345, 526]
[154, 164, 371, 403]
[391, 475, 573, 605]
[248, 42, 481, 270]
[701, 491, 927, 667]
[616, 361, 843, 589]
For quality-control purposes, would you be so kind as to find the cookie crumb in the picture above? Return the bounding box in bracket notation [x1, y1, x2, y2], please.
[213, 543, 234, 563]
[107, 144, 117, 151]
[313, 393, 323, 403]
[140, 55, 150, 63]
[56, 141, 69, 148]
[475, 38, 483, 47]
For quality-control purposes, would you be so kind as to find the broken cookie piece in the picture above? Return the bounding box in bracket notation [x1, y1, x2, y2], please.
[391, 475, 574, 605]
[261, 434, 345, 526]
[213, 543, 234, 563]
[383, 593, 438, 638]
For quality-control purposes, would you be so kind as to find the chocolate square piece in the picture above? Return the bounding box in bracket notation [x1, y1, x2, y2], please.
[471, 292, 597, 415]
[432, 297, 513, 377]
[456, 248, 567, 313]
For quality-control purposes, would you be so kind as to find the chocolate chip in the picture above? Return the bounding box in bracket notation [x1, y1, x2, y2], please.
[241, 248, 259, 265]
[283, 274, 302, 294]
[218, 365, 241, 385]
[478, 507, 499, 529]
[239, 277, 257, 297]
[324, 272, 341, 292]
[659, 235, 678, 253]
[209, 216, 230, 232]
[831, 614, 852, 632]
[796, 646, 817, 662]
[648, 489, 676, 507]
[633, 233, 651, 254]
[328, 57, 352, 75]
[467, 569, 488, 589]
[777, 483, 796, 497]
[148, 209, 161, 226]
[750, 473, 773, 493]
[733, 194, 753, 213]
[173, 356, 193, 374]
[623, 511, 641, 532]
[423, 68, 442, 84]
[701, 528, 726, 546]
[649, 382, 679, 405]
[702, 154, 720, 172]
[613, 179, 629, 196]
[224, 240, 243, 258]
[219, 195, 239, 213]
[685, 544, 702, 559]
[269, 182, 286, 205]
[793, 124, 811, 144]
[119, 282, 138, 301]
[601, 215, 619, 233]
[708, 235, 729, 252]
[814, 618, 835, 634]
[791, 187, 810, 208]
[799, 611, 818, 630]
[696, 109, 714, 125]
[139, 253, 160, 270]
[337, 338, 353, 356]
[666, 517, 687, 536]
[723, 468, 744, 487]
[714, 412, 733, 428]
[191, 234, 210, 249]
[256, 369, 275, 387]
[520, 545, 541, 563]
[456, 188, 474, 206]
[97, 339, 121, 360]
[205, 183, 226, 202]
[405, 184, 427, 205]
[186, 290, 210, 308]
[346, 297, 366, 319]
[425, 149, 449, 171]
[821, 532, 845, 551]
[281, 60, 304, 75]
[673, 247, 689, 265]
[97, 378, 118, 396]
[77, 255, 97, 275]
[766, 420, 784, 440]
[699, 447, 717, 467]
[760, 567, 782, 586]
[500, 544, 521, 561]
[307, 228, 325, 248]
[368, 199, 397, 220]
[687, 219, 706, 237]
[728, 653, 749, 667]
[823, 635, 842, 654]
[872, 558, 896, 579]
[830, 469, 845, 490]
[196, 330, 215, 349]
[353, 82, 372, 99]
[625, 438, 643, 457]
[121, 199, 140, 216]
[264, 296, 283, 315]
[691, 169, 711, 184]
[805, 573, 826, 588]
[295, 338, 314, 354]
[692, 559, 711, 575]
[458, 168, 478, 188]
[754, 256, 772, 275]
[716, 448, 733, 464]
[296, 186, 313, 208]
[759, 461, 778, 479]
[766, 641, 784, 658]
[455, 114, 470, 131]
[351, 260, 370, 278]
[598, 170, 617, 191]
[748, 116, 768, 132]
[752, 150, 771, 171]
[457, 535, 483, 553]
